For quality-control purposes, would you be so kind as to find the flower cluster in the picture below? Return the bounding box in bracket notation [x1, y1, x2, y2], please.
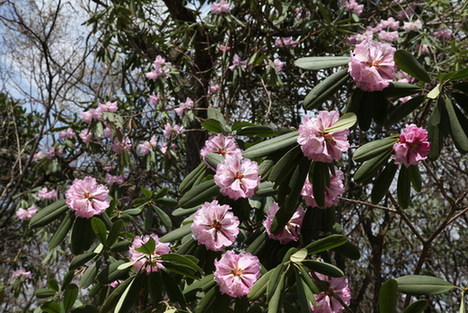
[191, 200, 239, 251]
[105, 174, 125, 185]
[163, 123, 184, 139]
[174, 97, 194, 117]
[229, 54, 248, 71]
[58, 128, 76, 139]
[138, 135, 158, 155]
[200, 134, 242, 168]
[129, 234, 170, 274]
[145, 55, 170, 80]
[349, 39, 396, 91]
[38, 187, 58, 200]
[12, 269, 31, 279]
[214, 251, 260, 298]
[342, 0, 364, 15]
[210, 0, 230, 14]
[274, 37, 298, 48]
[301, 169, 345, 209]
[111, 136, 131, 153]
[16, 205, 38, 221]
[65, 176, 109, 218]
[263, 203, 305, 244]
[311, 273, 352, 313]
[297, 111, 350, 163]
[81, 101, 118, 124]
[214, 154, 260, 200]
[79, 129, 93, 143]
[393, 124, 430, 167]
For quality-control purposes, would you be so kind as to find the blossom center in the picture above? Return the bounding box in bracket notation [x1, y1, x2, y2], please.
[231, 266, 244, 277]
[217, 148, 227, 156]
[83, 192, 94, 201]
[234, 172, 245, 180]
[366, 59, 381, 67]
[210, 220, 223, 231]
[319, 132, 335, 143]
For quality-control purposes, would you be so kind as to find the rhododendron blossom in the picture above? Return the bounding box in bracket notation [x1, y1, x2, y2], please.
[105, 174, 125, 185]
[273, 58, 285, 72]
[263, 203, 305, 244]
[403, 20, 423, 32]
[163, 123, 184, 138]
[297, 111, 350, 163]
[58, 128, 75, 139]
[149, 93, 160, 106]
[219, 44, 231, 52]
[434, 28, 452, 39]
[379, 17, 399, 30]
[301, 169, 345, 208]
[191, 200, 239, 251]
[65, 176, 110, 218]
[378, 30, 398, 42]
[174, 97, 194, 117]
[214, 154, 260, 200]
[97, 101, 118, 113]
[200, 134, 242, 168]
[274, 37, 298, 48]
[12, 269, 31, 279]
[129, 234, 170, 274]
[229, 54, 248, 71]
[81, 109, 102, 124]
[311, 273, 352, 313]
[16, 205, 38, 221]
[106, 280, 122, 288]
[38, 187, 58, 200]
[79, 129, 92, 143]
[393, 124, 430, 167]
[342, 0, 364, 15]
[111, 136, 131, 153]
[210, 0, 230, 14]
[145, 55, 170, 80]
[208, 84, 220, 95]
[214, 251, 260, 298]
[349, 39, 396, 91]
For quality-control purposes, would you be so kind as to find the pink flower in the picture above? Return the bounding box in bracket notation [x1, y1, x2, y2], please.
[81, 109, 102, 124]
[106, 280, 122, 288]
[417, 44, 430, 55]
[111, 136, 131, 153]
[434, 28, 452, 40]
[174, 97, 194, 117]
[311, 273, 351, 313]
[274, 37, 298, 48]
[105, 174, 125, 185]
[229, 54, 248, 71]
[138, 141, 152, 155]
[145, 55, 170, 80]
[208, 84, 220, 95]
[191, 200, 239, 251]
[263, 203, 304, 244]
[297, 111, 350, 163]
[214, 251, 260, 298]
[392, 124, 430, 167]
[65, 176, 110, 218]
[342, 0, 364, 15]
[403, 20, 423, 32]
[38, 187, 58, 200]
[16, 205, 38, 221]
[378, 30, 398, 43]
[272, 58, 285, 72]
[79, 129, 92, 143]
[214, 154, 260, 200]
[12, 269, 31, 279]
[97, 101, 118, 113]
[103, 125, 113, 138]
[220, 44, 231, 52]
[129, 234, 170, 274]
[301, 169, 345, 208]
[58, 128, 75, 139]
[347, 31, 373, 45]
[349, 39, 396, 91]
[149, 93, 160, 106]
[103, 164, 116, 172]
[211, 0, 230, 14]
[200, 134, 242, 169]
[46, 146, 63, 159]
[163, 123, 184, 138]
[378, 17, 399, 31]
[33, 151, 46, 161]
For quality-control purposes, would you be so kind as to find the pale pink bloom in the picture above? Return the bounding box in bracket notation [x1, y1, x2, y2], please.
[273, 59, 285, 72]
[200, 134, 242, 168]
[79, 129, 93, 144]
[65, 176, 110, 218]
[417, 44, 430, 55]
[12, 269, 31, 279]
[111, 136, 131, 153]
[129, 234, 170, 274]
[33, 151, 46, 161]
[103, 164, 116, 172]
[294, 7, 302, 19]
[149, 135, 157, 147]
[263, 203, 304, 244]
[403, 20, 423, 32]
[58, 128, 75, 139]
[301, 169, 345, 208]
[105, 174, 125, 185]
[311, 273, 352, 313]
[45, 146, 63, 159]
[16, 205, 38, 221]
[98, 101, 118, 113]
[160, 142, 176, 156]
[208, 84, 220, 95]
[174, 97, 194, 117]
[349, 39, 396, 91]
[81, 109, 102, 124]
[379, 17, 399, 30]
[214, 154, 260, 200]
[145, 55, 170, 80]
[191, 200, 239, 251]
[342, 0, 363, 15]
[274, 37, 298, 48]
[297, 111, 350, 163]
[220, 44, 231, 52]
[149, 93, 160, 106]
[229, 54, 248, 71]
[103, 125, 113, 138]
[395, 71, 414, 84]
[138, 141, 152, 155]
[366, 25, 382, 34]
[106, 280, 122, 288]
[378, 30, 398, 42]
[392, 124, 430, 167]
[434, 28, 452, 40]
[163, 123, 184, 138]
[211, 0, 230, 14]
[38, 187, 58, 200]
[214, 251, 260, 298]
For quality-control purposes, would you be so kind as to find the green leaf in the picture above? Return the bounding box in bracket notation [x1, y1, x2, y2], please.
[459, 291, 466, 313]
[269, 145, 302, 185]
[428, 123, 442, 161]
[91, 217, 107, 244]
[134, 237, 155, 254]
[302, 260, 344, 277]
[388, 96, 426, 124]
[201, 118, 225, 133]
[402, 300, 429, 313]
[80, 262, 98, 288]
[248, 270, 271, 300]
[63, 284, 79, 311]
[303, 69, 350, 110]
[397, 166, 411, 209]
[268, 272, 285, 313]
[290, 249, 308, 263]
[160, 223, 192, 243]
[353, 136, 399, 162]
[445, 97, 468, 152]
[179, 179, 219, 208]
[161, 270, 186, 306]
[30, 199, 67, 227]
[41, 301, 61, 313]
[101, 275, 135, 313]
[114, 276, 136, 313]
[371, 162, 398, 204]
[408, 165, 422, 192]
[243, 131, 299, 159]
[36, 288, 56, 298]
[116, 261, 137, 271]
[295, 268, 316, 313]
[394, 50, 431, 83]
[267, 264, 285, 300]
[152, 206, 172, 229]
[70, 217, 95, 255]
[71, 305, 99, 313]
[256, 181, 277, 196]
[236, 126, 276, 137]
[246, 232, 267, 255]
[324, 113, 357, 132]
[395, 275, 456, 295]
[69, 252, 96, 270]
[427, 83, 441, 99]
[172, 205, 200, 217]
[370, 91, 389, 125]
[333, 241, 361, 260]
[297, 265, 320, 294]
[383, 82, 422, 98]
[354, 150, 393, 184]
[183, 274, 216, 295]
[98, 260, 128, 284]
[106, 220, 125, 248]
[204, 153, 224, 169]
[179, 163, 206, 194]
[207, 108, 230, 131]
[161, 254, 203, 274]
[49, 211, 75, 249]
[305, 234, 348, 254]
[294, 56, 349, 70]
[195, 286, 217, 313]
[379, 279, 398, 313]
[311, 162, 328, 207]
